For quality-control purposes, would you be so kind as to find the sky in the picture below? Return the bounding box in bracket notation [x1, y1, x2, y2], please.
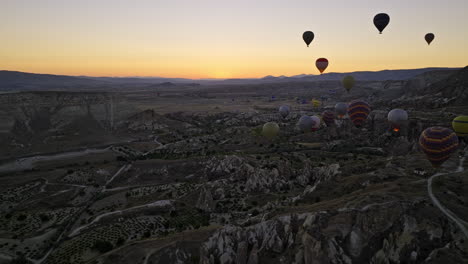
[1, 0, 467, 79]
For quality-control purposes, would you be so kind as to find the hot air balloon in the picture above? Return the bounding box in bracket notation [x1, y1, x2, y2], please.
[425, 33, 435, 45]
[303, 31, 314, 47]
[262, 122, 280, 139]
[298, 115, 315, 133]
[342, 76, 355, 93]
[452, 116, 468, 137]
[374, 13, 390, 34]
[388, 109, 408, 132]
[348, 100, 371, 127]
[311, 116, 321, 131]
[279, 105, 290, 118]
[335, 102, 348, 119]
[322, 110, 335, 126]
[316, 58, 329, 74]
[419, 127, 459, 167]
[312, 99, 321, 108]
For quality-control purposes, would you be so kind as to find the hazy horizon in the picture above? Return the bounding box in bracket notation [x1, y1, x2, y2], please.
[2, 0, 468, 78]
[1, 66, 463, 80]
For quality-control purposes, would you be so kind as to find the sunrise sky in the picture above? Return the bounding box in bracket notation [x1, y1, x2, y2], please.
[1, 0, 467, 79]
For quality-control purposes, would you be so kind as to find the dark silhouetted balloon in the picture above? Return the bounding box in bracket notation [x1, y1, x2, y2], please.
[342, 76, 355, 93]
[374, 13, 390, 34]
[303, 31, 314, 47]
[322, 110, 335, 126]
[425, 33, 435, 45]
[419, 127, 458, 167]
[316, 58, 329, 74]
[348, 100, 371, 127]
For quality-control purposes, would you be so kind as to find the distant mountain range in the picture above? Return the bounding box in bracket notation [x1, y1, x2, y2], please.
[0, 67, 462, 90]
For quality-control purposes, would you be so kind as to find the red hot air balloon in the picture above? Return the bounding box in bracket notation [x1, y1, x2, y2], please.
[347, 100, 371, 127]
[316, 58, 329, 74]
[322, 110, 335, 126]
[419, 127, 459, 167]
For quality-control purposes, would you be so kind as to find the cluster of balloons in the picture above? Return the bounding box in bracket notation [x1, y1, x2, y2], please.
[373, 13, 435, 45]
[261, 103, 466, 169]
[302, 13, 435, 94]
[259, 13, 461, 170]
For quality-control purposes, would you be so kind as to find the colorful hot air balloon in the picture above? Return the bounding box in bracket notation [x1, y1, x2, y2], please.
[279, 105, 290, 119]
[262, 122, 280, 139]
[303, 31, 314, 47]
[311, 116, 321, 131]
[298, 115, 315, 132]
[311, 99, 321, 108]
[452, 116, 468, 137]
[374, 13, 390, 34]
[335, 102, 348, 119]
[342, 76, 355, 93]
[425, 33, 435, 45]
[388, 109, 408, 132]
[348, 100, 371, 127]
[322, 110, 335, 126]
[419, 127, 459, 167]
[316, 58, 329, 74]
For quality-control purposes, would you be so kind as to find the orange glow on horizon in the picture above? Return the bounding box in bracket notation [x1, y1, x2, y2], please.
[2, 0, 468, 79]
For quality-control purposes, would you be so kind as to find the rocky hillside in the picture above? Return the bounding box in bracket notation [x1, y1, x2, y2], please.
[391, 67, 468, 108]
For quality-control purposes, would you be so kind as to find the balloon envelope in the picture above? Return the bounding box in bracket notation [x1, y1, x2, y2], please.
[388, 109, 408, 131]
[419, 127, 459, 167]
[311, 116, 321, 131]
[279, 105, 290, 118]
[322, 110, 335, 126]
[298, 115, 315, 132]
[262, 122, 280, 139]
[425, 33, 435, 45]
[303, 31, 314, 47]
[452, 116, 468, 137]
[374, 13, 390, 34]
[348, 100, 371, 127]
[311, 99, 321, 108]
[316, 58, 329, 74]
[342, 76, 355, 93]
[335, 102, 348, 118]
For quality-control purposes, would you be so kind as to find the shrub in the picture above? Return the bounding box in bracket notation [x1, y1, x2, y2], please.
[116, 237, 125, 246]
[39, 214, 49, 222]
[17, 215, 27, 221]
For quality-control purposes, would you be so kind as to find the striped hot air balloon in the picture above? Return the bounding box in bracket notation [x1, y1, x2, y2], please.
[452, 116, 468, 137]
[419, 127, 459, 167]
[347, 100, 371, 127]
[322, 110, 335, 126]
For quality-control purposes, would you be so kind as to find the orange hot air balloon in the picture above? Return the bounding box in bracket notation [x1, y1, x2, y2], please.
[316, 58, 329, 74]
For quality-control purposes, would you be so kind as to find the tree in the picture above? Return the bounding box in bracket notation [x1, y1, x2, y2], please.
[91, 240, 113, 253]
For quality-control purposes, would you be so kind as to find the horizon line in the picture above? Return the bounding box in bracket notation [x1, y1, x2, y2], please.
[1, 66, 464, 80]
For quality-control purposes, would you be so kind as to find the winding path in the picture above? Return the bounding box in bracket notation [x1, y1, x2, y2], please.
[427, 153, 468, 239]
